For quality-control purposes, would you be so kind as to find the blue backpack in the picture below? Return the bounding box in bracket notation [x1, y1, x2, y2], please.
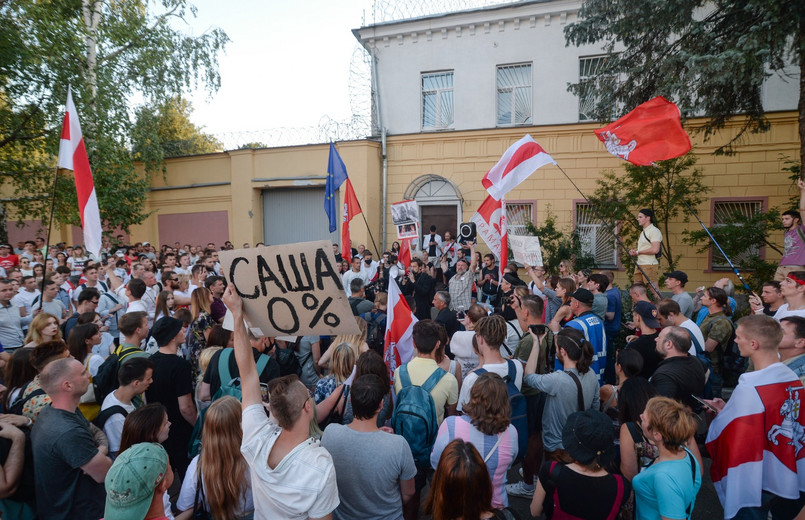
[474, 360, 528, 462]
[393, 364, 446, 468]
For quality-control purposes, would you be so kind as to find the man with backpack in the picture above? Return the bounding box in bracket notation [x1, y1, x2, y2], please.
[699, 286, 736, 398]
[199, 329, 280, 402]
[61, 287, 100, 340]
[97, 357, 154, 458]
[457, 314, 523, 412]
[348, 278, 374, 316]
[361, 292, 387, 357]
[392, 319, 458, 520]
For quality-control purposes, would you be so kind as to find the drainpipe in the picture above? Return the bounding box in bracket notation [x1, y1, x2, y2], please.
[369, 46, 388, 253]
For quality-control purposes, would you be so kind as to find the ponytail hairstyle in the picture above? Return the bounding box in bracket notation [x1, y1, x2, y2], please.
[555, 327, 593, 374]
[705, 286, 732, 317]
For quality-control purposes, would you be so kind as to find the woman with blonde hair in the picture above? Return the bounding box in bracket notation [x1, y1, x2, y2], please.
[176, 396, 254, 520]
[186, 287, 215, 375]
[633, 396, 702, 519]
[558, 259, 573, 278]
[314, 342, 356, 427]
[318, 316, 368, 369]
[23, 312, 62, 348]
[431, 373, 518, 509]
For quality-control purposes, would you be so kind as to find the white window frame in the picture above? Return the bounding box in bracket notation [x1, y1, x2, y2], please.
[710, 198, 765, 270]
[506, 200, 536, 236]
[421, 71, 454, 130]
[574, 201, 619, 268]
[578, 55, 614, 122]
[496, 63, 532, 126]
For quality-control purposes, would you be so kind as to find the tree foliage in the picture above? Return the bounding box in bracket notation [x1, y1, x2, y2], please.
[0, 0, 229, 240]
[132, 97, 223, 172]
[585, 154, 708, 272]
[525, 205, 595, 273]
[564, 0, 804, 167]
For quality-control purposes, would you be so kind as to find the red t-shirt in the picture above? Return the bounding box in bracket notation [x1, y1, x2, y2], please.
[0, 254, 19, 270]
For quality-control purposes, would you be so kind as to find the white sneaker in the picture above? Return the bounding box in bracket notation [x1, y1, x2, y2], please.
[506, 481, 535, 498]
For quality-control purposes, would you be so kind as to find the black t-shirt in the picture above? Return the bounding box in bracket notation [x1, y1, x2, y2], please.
[651, 355, 706, 411]
[202, 347, 280, 397]
[627, 332, 663, 379]
[145, 352, 194, 470]
[538, 461, 631, 520]
[481, 266, 498, 294]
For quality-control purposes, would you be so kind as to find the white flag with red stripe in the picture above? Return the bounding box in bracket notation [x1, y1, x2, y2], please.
[58, 87, 102, 258]
[482, 134, 556, 201]
[705, 363, 805, 518]
[471, 194, 507, 273]
[383, 277, 417, 383]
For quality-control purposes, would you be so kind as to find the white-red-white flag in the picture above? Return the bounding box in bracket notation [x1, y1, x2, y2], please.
[383, 277, 417, 383]
[482, 134, 556, 201]
[472, 195, 503, 257]
[58, 87, 102, 258]
[705, 363, 805, 519]
[499, 198, 508, 277]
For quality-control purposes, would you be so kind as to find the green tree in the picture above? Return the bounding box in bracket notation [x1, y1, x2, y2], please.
[0, 0, 228, 239]
[133, 97, 223, 169]
[584, 154, 709, 272]
[564, 0, 804, 168]
[238, 142, 268, 150]
[524, 205, 595, 273]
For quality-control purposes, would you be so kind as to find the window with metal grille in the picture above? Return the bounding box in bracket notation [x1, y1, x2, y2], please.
[575, 203, 618, 268]
[712, 200, 763, 270]
[578, 55, 611, 122]
[506, 201, 535, 236]
[497, 64, 532, 126]
[422, 72, 454, 130]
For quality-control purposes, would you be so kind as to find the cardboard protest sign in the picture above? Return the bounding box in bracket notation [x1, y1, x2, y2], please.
[509, 234, 543, 267]
[219, 241, 360, 337]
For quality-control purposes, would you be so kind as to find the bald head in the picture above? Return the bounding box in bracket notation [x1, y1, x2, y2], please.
[40, 357, 84, 396]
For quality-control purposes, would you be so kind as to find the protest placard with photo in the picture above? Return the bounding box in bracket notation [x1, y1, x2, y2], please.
[391, 200, 419, 226]
[219, 241, 360, 337]
[397, 221, 419, 240]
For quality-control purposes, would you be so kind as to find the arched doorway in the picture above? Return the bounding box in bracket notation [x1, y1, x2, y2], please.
[404, 175, 463, 246]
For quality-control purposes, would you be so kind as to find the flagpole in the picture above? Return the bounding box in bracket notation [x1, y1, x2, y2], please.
[359, 212, 381, 257]
[659, 169, 755, 294]
[39, 166, 60, 310]
[554, 164, 664, 298]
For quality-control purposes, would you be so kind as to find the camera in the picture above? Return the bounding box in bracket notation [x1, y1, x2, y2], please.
[529, 324, 547, 335]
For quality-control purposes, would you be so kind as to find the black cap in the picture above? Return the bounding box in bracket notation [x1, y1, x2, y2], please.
[633, 301, 661, 329]
[150, 317, 184, 347]
[503, 273, 526, 287]
[569, 288, 594, 306]
[664, 270, 688, 285]
[562, 410, 616, 466]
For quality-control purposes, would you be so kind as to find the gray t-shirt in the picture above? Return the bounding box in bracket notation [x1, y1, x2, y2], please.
[592, 293, 608, 321]
[321, 424, 417, 520]
[31, 406, 106, 520]
[523, 368, 600, 451]
[672, 291, 695, 319]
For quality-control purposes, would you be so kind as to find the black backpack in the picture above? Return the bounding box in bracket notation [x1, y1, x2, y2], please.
[93, 344, 146, 403]
[361, 310, 387, 356]
[93, 405, 129, 430]
[706, 316, 745, 379]
[7, 388, 45, 416]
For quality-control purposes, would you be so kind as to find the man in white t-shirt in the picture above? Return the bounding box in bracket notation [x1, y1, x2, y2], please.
[342, 257, 369, 298]
[771, 271, 805, 321]
[99, 357, 154, 457]
[458, 314, 523, 412]
[226, 286, 339, 519]
[628, 208, 662, 289]
[11, 275, 39, 311]
[657, 298, 706, 357]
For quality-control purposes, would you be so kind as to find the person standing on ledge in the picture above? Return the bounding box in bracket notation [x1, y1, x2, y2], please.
[629, 209, 662, 289]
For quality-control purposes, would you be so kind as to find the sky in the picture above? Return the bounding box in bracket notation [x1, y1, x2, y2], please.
[181, 0, 373, 141]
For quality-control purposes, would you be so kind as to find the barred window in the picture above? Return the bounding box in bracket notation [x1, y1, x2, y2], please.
[711, 200, 763, 270]
[578, 55, 612, 122]
[506, 201, 535, 236]
[575, 202, 618, 268]
[497, 64, 532, 126]
[422, 72, 454, 130]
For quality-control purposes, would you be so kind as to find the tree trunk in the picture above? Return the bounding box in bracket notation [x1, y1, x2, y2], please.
[799, 23, 804, 179]
[82, 0, 101, 108]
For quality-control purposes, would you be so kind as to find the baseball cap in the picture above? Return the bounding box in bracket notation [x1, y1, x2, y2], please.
[633, 301, 661, 329]
[664, 270, 688, 285]
[569, 288, 594, 306]
[104, 443, 168, 520]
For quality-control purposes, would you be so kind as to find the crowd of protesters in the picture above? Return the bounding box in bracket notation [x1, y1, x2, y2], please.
[0, 224, 802, 520]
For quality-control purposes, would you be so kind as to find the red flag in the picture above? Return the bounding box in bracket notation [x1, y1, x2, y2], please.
[595, 96, 691, 166]
[399, 238, 411, 269]
[384, 277, 417, 383]
[340, 179, 362, 262]
[482, 134, 556, 200]
[58, 86, 102, 258]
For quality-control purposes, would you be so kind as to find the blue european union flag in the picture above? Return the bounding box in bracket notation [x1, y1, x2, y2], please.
[324, 142, 348, 233]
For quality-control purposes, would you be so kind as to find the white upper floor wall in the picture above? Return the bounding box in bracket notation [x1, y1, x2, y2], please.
[353, 0, 799, 135]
